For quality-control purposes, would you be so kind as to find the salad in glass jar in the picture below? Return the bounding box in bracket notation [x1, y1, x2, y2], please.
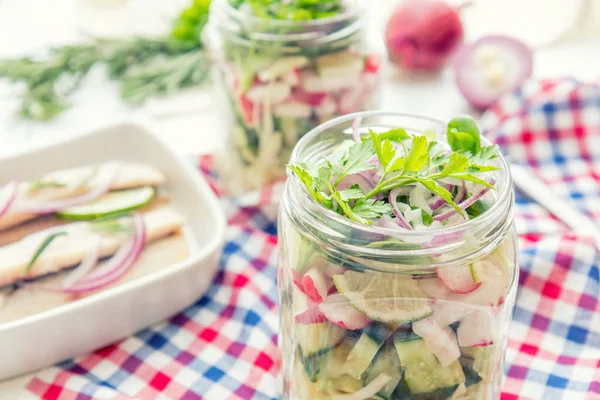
[204, 0, 385, 192]
[278, 112, 518, 399]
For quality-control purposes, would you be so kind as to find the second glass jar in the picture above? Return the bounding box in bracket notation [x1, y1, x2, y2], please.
[204, 0, 385, 193]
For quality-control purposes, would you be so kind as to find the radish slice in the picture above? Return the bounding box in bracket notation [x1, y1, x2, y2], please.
[323, 263, 346, 278]
[432, 302, 472, 327]
[447, 279, 505, 307]
[14, 163, 120, 214]
[291, 87, 326, 106]
[246, 83, 291, 105]
[454, 35, 533, 110]
[457, 310, 496, 347]
[301, 267, 329, 303]
[319, 293, 370, 330]
[331, 373, 393, 400]
[273, 101, 312, 118]
[418, 278, 452, 299]
[314, 95, 337, 117]
[0, 181, 18, 218]
[436, 264, 480, 294]
[413, 317, 460, 366]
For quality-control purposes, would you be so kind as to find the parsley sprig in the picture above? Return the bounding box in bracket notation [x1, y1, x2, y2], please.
[288, 116, 500, 225]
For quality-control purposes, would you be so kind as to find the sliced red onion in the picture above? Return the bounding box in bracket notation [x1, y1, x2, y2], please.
[351, 116, 362, 143]
[410, 183, 433, 214]
[14, 162, 120, 215]
[338, 173, 372, 194]
[62, 235, 102, 289]
[389, 187, 412, 230]
[428, 185, 455, 211]
[434, 179, 495, 221]
[454, 182, 467, 204]
[62, 214, 146, 293]
[0, 181, 18, 218]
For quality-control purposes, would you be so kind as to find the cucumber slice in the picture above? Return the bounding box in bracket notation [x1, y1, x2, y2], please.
[296, 321, 346, 358]
[56, 186, 155, 220]
[364, 344, 402, 400]
[304, 338, 354, 383]
[345, 324, 392, 380]
[460, 345, 497, 382]
[334, 271, 433, 324]
[394, 337, 465, 395]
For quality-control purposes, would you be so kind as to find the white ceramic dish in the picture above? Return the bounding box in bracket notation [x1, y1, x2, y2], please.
[0, 123, 226, 381]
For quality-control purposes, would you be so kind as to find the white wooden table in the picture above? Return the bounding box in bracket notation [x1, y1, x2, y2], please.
[0, 0, 599, 397]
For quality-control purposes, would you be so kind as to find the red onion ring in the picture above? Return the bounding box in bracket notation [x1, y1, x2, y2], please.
[62, 236, 102, 289]
[389, 187, 413, 230]
[14, 163, 120, 215]
[351, 116, 362, 143]
[434, 179, 495, 221]
[428, 185, 454, 211]
[0, 181, 18, 218]
[62, 214, 146, 293]
[454, 181, 467, 204]
[337, 173, 372, 194]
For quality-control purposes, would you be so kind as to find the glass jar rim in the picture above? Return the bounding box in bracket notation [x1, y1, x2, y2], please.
[287, 110, 513, 240]
[214, 0, 362, 28]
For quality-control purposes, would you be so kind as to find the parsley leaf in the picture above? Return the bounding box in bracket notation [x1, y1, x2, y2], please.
[377, 128, 410, 142]
[330, 187, 370, 224]
[338, 187, 364, 201]
[403, 136, 429, 173]
[289, 164, 331, 206]
[351, 198, 393, 219]
[435, 152, 470, 177]
[451, 173, 496, 189]
[470, 144, 500, 164]
[332, 139, 376, 183]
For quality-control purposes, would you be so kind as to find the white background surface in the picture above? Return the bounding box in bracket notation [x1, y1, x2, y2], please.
[0, 0, 599, 396]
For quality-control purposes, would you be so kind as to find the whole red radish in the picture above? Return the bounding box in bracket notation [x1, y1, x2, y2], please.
[385, 0, 464, 71]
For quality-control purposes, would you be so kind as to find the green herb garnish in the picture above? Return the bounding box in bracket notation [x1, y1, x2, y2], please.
[29, 179, 67, 191]
[288, 115, 500, 225]
[0, 0, 211, 121]
[232, 0, 345, 20]
[25, 232, 68, 274]
[89, 212, 135, 234]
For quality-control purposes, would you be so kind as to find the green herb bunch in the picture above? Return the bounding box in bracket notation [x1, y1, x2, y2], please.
[0, 1, 211, 121]
[288, 116, 500, 225]
[230, 0, 345, 20]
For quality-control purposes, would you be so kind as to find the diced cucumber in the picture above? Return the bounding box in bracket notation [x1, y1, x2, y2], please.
[327, 374, 364, 393]
[459, 358, 483, 388]
[305, 338, 355, 383]
[296, 321, 345, 358]
[345, 324, 392, 379]
[394, 337, 465, 395]
[364, 344, 402, 400]
[460, 345, 497, 382]
[56, 186, 155, 220]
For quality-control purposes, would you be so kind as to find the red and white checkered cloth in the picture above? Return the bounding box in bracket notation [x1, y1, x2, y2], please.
[25, 78, 600, 399]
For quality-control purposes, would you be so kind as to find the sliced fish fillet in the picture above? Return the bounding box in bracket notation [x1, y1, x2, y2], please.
[0, 162, 165, 231]
[0, 207, 184, 288]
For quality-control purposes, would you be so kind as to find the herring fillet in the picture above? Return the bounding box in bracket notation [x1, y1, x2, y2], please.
[0, 207, 184, 287]
[0, 162, 165, 231]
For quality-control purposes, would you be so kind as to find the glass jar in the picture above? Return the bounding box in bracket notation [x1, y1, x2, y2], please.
[204, 0, 386, 193]
[278, 112, 518, 400]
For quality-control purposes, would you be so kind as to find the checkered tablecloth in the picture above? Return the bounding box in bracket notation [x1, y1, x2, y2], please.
[26, 78, 599, 400]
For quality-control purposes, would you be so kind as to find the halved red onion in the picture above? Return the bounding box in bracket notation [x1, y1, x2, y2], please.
[454, 35, 533, 110]
[434, 179, 495, 221]
[14, 163, 120, 215]
[0, 181, 18, 218]
[62, 214, 146, 293]
[389, 187, 412, 230]
[62, 236, 102, 289]
[351, 116, 362, 143]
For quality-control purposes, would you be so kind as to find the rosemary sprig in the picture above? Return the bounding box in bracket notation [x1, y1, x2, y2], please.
[25, 232, 68, 274]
